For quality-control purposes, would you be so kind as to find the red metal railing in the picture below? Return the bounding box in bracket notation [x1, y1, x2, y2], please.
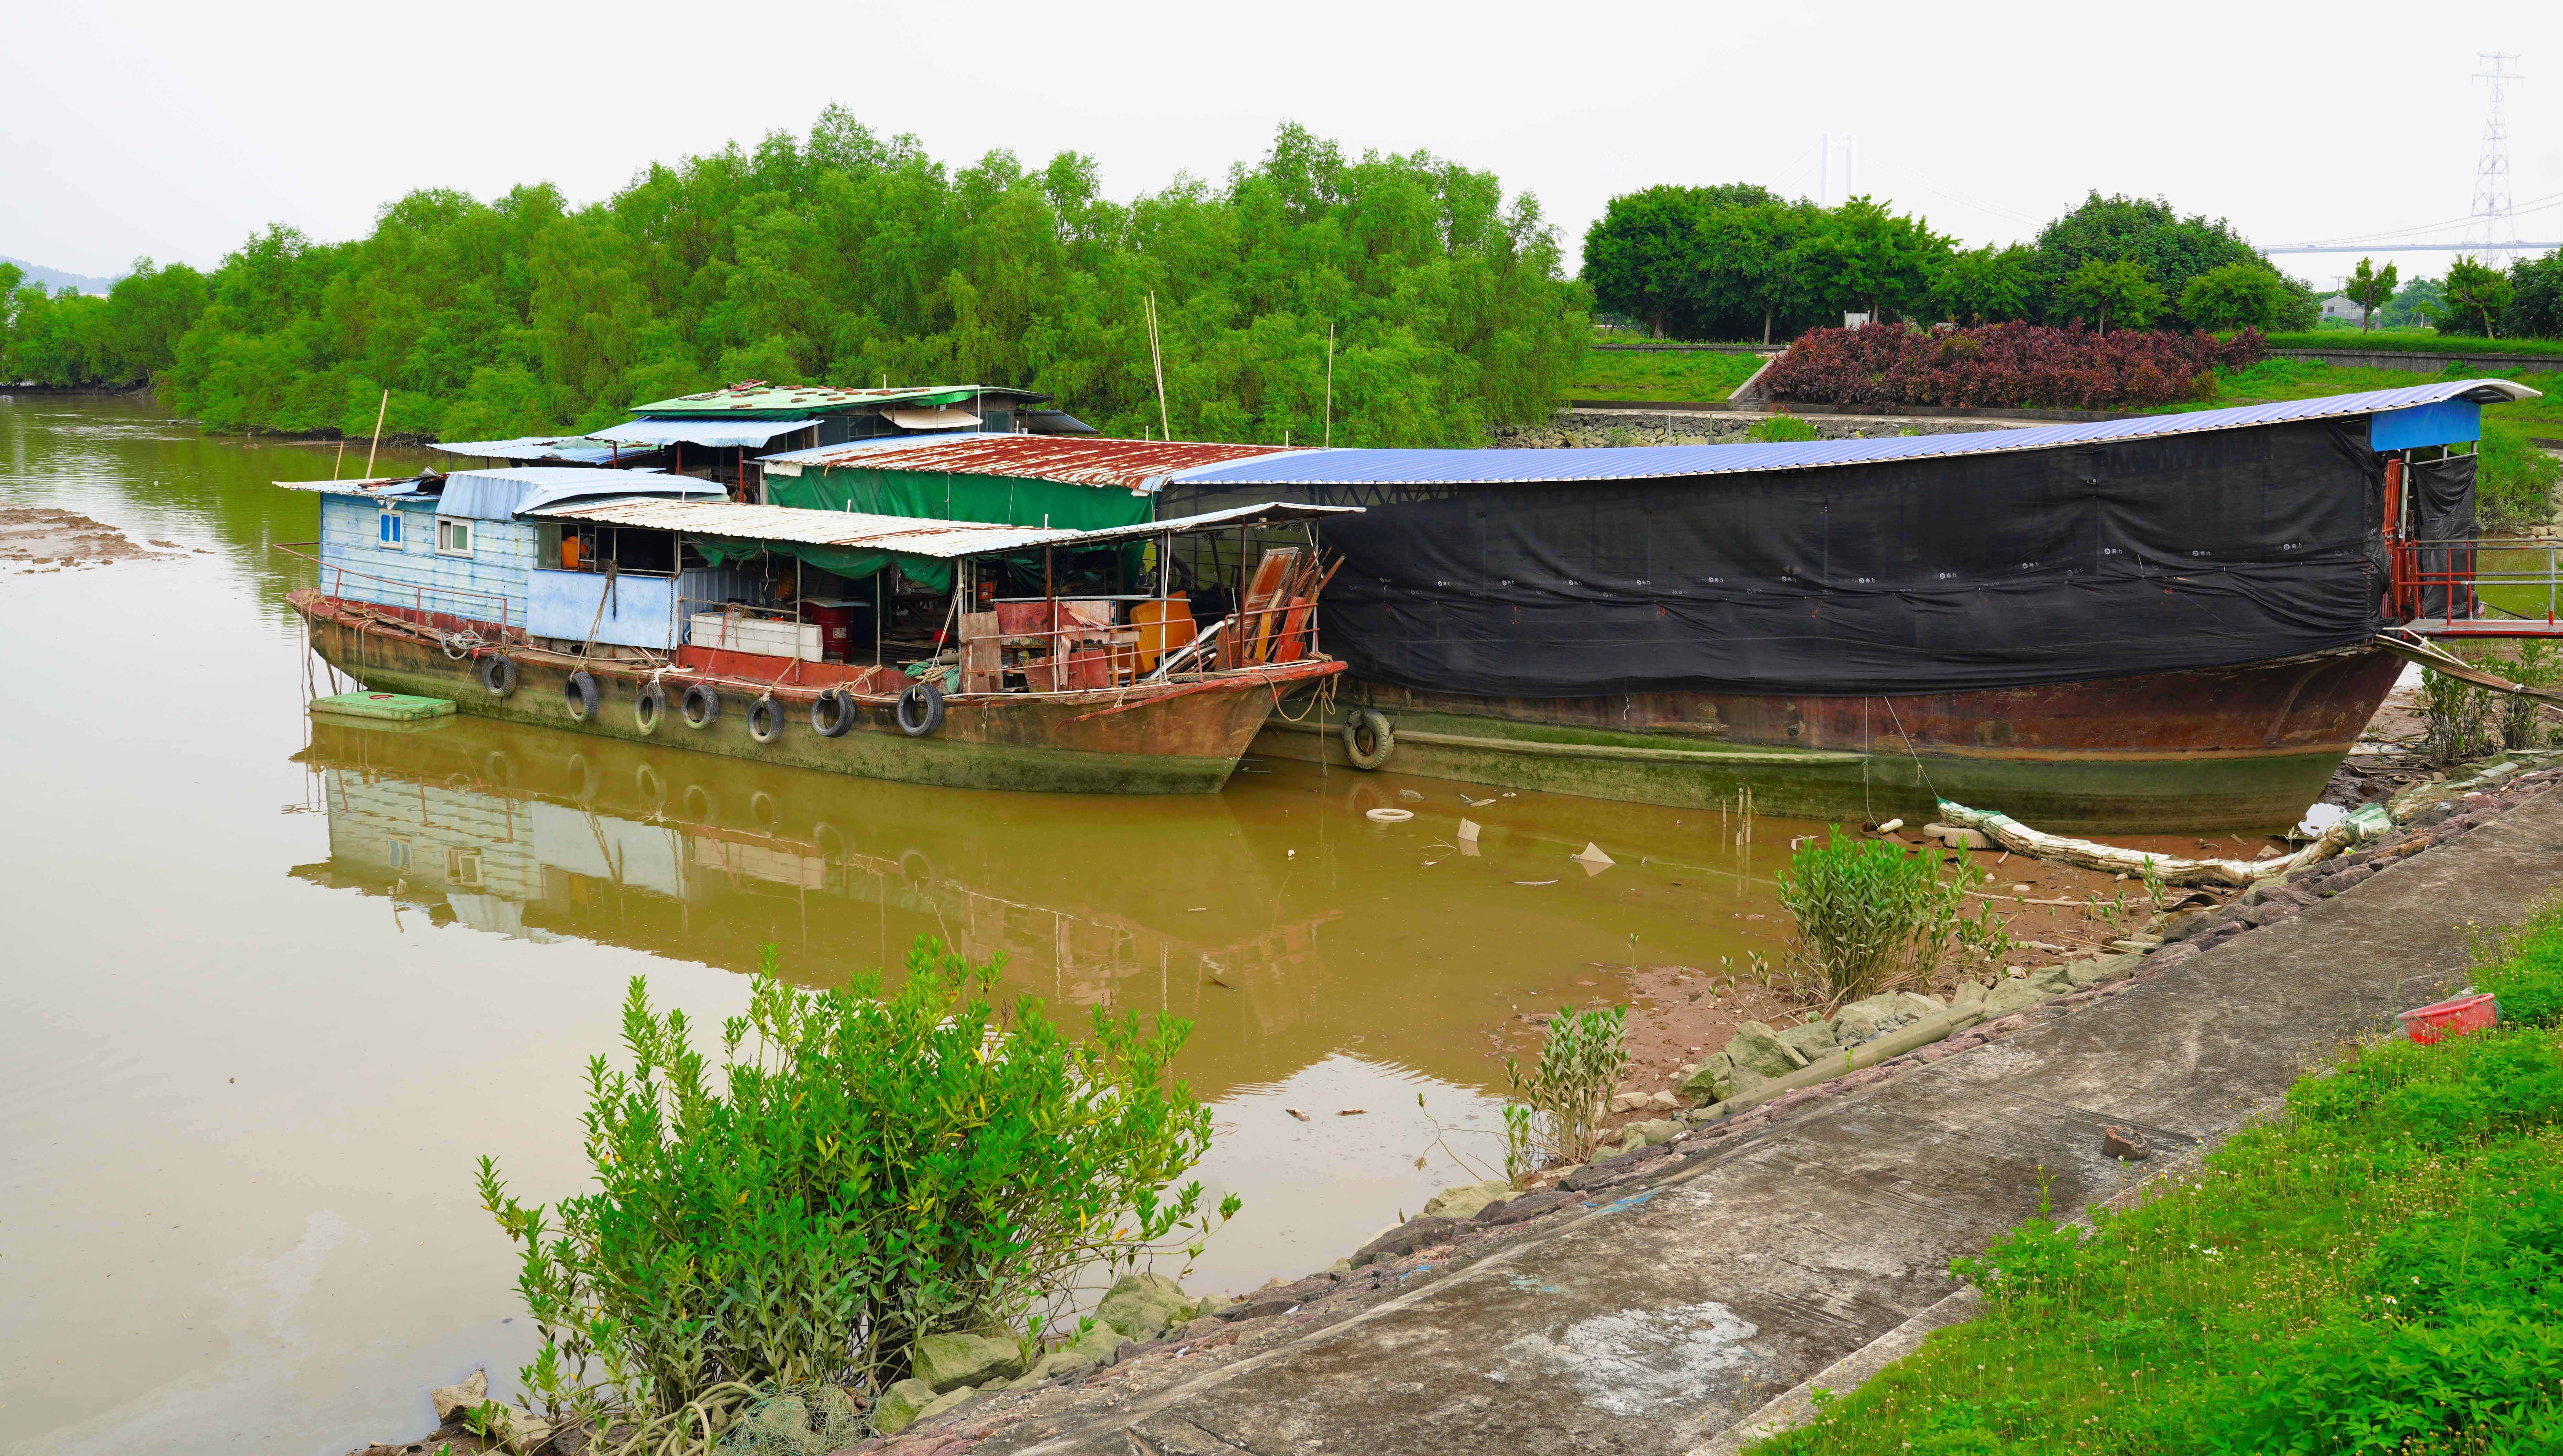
[2388, 536, 2563, 637]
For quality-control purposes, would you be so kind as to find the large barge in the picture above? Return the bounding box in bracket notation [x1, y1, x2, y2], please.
[281, 468, 1349, 795]
[1153, 380, 2543, 830]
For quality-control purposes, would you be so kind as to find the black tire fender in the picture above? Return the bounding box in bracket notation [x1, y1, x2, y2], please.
[634, 681, 667, 735]
[681, 682, 720, 730]
[895, 681, 945, 738]
[479, 654, 518, 698]
[747, 696, 785, 745]
[810, 687, 857, 738]
[1343, 708, 1395, 770]
[564, 670, 599, 723]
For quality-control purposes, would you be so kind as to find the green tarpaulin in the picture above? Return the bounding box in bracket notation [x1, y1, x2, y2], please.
[767, 466, 1151, 533]
[689, 537, 953, 591]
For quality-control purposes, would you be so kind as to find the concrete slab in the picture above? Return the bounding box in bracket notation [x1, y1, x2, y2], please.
[982, 788, 2563, 1456]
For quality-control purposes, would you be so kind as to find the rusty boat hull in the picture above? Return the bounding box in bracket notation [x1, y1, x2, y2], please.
[293, 591, 1339, 795]
[1257, 646, 2404, 832]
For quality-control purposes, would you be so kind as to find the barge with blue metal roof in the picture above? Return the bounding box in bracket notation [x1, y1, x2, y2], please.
[1152, 380, 2545, 830]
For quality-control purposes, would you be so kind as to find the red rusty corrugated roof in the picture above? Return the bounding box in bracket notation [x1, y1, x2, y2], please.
[770, 434, 1306, 493]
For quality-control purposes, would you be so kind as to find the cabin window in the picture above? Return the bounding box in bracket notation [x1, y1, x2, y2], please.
[446, 847, 483, 886]
[378, 509, 403, 548]
[388, 837, 412, 871]
[436, 517, 475, 557]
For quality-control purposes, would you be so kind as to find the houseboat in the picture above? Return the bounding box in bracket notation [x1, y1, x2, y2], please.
[279, 466, 1353, 795]
[1148, 379, 2545, 831]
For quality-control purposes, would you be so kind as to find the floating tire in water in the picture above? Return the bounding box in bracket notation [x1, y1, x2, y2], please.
[681, 682, 720, 730]
[1343, 708, 1395, 770]
[564, 671, 600, 723]
[810, 687, 857, 738]
[895, 681, 945, 738]
[634, 681, 667, 735]
[747, 697, 786, 745]
[478, 654, 518, 698]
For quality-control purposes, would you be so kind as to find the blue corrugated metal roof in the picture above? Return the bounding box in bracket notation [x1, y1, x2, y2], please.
[436, 467, 713, 522]
[1164, 380, 2543, 488]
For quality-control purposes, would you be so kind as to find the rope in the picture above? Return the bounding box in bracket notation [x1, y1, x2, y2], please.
[1880, 696, 1940, 798]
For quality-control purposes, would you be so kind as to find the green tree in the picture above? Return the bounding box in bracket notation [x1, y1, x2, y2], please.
[2379, 275, 2445, 329]
[2343, 256, 2399, 333]
[2503, 250, 2563, 339]
[1929, 243, 2042, 323]
[2179, 262, 2289, 332]
[2058, 259, 2164, 335]
[2445, 254, 2515, 338]
[2035, 191, 2314, 330]
[1789, 196, 1951, 325]
[1581, 184, 1780, 339]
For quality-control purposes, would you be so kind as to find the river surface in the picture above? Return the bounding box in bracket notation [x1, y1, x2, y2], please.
[0, 397, 1807, 1455]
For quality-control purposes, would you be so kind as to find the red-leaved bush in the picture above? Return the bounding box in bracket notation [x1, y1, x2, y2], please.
[1762, 322, 2267, 410]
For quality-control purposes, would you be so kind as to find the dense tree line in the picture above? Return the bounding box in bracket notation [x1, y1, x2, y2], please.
[0, 114, 1587, 447]
[1582, 187, 2350, 339]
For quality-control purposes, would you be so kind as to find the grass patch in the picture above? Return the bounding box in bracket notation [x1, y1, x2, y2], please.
[1568, 347, 1768, 402]
[2263, 330, 2563, 358]
[1748, 901, 2563, 1456]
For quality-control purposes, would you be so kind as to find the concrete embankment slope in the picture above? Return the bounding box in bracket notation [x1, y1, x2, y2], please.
[986, 791, 2563, 1456]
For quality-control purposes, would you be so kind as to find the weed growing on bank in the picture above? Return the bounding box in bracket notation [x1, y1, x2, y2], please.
[1774, 830, 2003, 1007]
[1502, 1004, 1629, 1177]
[475, 935, 1235, 1444]
[1749, 901, 2563, 1456]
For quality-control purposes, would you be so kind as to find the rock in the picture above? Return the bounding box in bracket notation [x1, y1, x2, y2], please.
[1422, 1178, 1514, 1220]
[1677, 1052, 1733, 1100]
[2162, 910, 2216, 942]
[737, 1394, 825, 1449]
[1897, 991, 1945, 1016]
[1023, 1321, 1125, 1382]
[1327, 1257, 1354, 1274]
[1214, 1295, 1298, 1322]
[1095, 1271, 1197, 1343]
[1980, 977, 2047, 1015]
[908, 1331, 1026, 1393]
[2318, 864, 2376, 896]
[1352, 1215, 1459, 1267]
[1646, 1090, 1678, 1111]
[1607, 1091, 1648, 1113]
[495, 1409, 554, 1455]
[1775, 1019, 1839, 1060]
[430, 1368, 488, 1427]
[1952, 979, 1988, 1009]
[1923, 822, 1992, 849]
[1725, 1021, 1804, 1077]
[2064, 955, 2142, 988]
[1830, 992, 1907, 1042]
[2026, 964, 2077, 994]
[1630, 1117, 1682, 1147]
[2102, 1126, 2151, 1161]
[911, 1384, 977, 1428]
[1477, 1188, 1575, 1225]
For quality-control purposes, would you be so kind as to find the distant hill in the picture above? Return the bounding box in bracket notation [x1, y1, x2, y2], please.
[1, 256, 126, 297]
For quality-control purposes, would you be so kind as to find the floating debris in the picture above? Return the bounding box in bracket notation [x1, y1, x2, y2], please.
[1366, 807, 1416, 823]
[1286, 1108, 1311, 1121]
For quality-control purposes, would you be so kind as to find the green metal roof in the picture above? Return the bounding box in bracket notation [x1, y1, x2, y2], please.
[627, 383, 1052, 419]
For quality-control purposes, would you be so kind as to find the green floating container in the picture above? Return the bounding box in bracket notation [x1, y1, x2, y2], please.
[310, 691, 456, 722]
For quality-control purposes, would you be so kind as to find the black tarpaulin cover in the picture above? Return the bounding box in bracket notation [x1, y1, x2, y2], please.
[1173, 419, 2389, 697]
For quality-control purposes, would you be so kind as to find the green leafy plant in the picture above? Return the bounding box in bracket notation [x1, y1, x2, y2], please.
[1745, 411, 1820, 443]
[1774, 830, 1993, 1007]
[2422, 666, 2494, 763]
[2501, 641, 2558, 750]
[1501, 1004, 1629, 1169]
[475, 936, 1235, 1443]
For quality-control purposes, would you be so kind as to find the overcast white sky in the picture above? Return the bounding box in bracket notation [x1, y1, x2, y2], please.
[7, 0, 2557, 290]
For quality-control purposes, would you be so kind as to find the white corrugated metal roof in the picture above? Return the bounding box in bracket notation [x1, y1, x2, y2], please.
[589, 417, 829, 448]
[525, 498, 1357, 556]
[1166, 380, 2545, 489]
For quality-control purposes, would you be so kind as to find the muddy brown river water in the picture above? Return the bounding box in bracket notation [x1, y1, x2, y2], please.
[0, 397, 1822, 1454]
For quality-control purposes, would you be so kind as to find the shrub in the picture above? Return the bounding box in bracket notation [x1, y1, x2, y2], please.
[475, 937, 1234, 1439]
[1761, 321, 2263, 411]
[2421, 666, 2495, 763]
[1774, 830, 1995, 1007]
[1745, 411, 1819, 442]
[1501, 1004, 1628, 1173]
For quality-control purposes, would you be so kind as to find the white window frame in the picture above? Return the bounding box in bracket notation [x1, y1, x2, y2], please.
[435, 516, 475, 558]
[378, 507, 404, 549]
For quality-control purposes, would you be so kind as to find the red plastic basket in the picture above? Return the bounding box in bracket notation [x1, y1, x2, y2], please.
[2398, 993, 2499, 1044]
